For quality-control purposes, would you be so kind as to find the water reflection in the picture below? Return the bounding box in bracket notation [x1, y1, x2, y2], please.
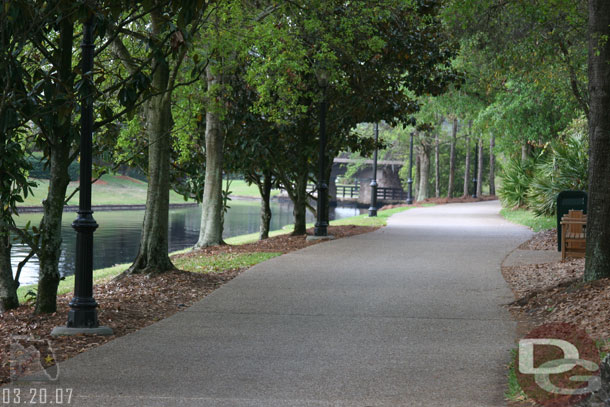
[11, 200, 364, 285]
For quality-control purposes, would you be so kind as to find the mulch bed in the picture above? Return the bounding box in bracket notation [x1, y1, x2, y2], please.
[0, 225, 379, 385]
[503, 229, 610, 342]
[518, 228, 557, 251]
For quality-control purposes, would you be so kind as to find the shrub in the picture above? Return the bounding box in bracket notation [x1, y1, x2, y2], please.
[27, 156, 79, 181]
[498, 157, 536, 208]
[527, 132, 588, 216]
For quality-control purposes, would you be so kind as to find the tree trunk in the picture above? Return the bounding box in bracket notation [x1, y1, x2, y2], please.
[435, 131, 440, 198]
[127, 48, 174, 274]
[477, 137, 484, 197]
[489, 133, 496, 196]
[35, 18, 73, 314]
[584, 0, 610, 281]
[0, 220, 18, 311]
[521, 142, 529, 163]
[414, 152, 421, 201]
[36, 142, 71, 313]
[196, 67, 225, 248]
[463, 135, 471, 197]
[416, 140, 431, 202]
[447, 117, 457, 198]
[291, 171, 308, 236]
[258, 171, 272, 240]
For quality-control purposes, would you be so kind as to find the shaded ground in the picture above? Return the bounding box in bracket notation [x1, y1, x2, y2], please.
[502, 229, 610, 342]
[0, 225, 378, 385]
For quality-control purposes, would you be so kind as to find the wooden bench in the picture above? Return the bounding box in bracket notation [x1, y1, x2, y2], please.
[560, 209, 587, 260]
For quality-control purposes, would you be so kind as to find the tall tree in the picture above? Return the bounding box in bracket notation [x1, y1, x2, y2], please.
[247, 0, 459, 233]
[489, 133, 495, 195]
[476, 137, 483, 197]
[416, 133, 432, 201]
[435, 130, 441, 198]
[584, 0, 610, 281]
[447, 117, 458, 197]
[462, 131, 471, 197]
[0, 0, 43, 310]
[111, 2, 207, 274]
[196, 66, 226, 248]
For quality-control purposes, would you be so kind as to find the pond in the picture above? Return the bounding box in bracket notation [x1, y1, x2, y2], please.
[11, 200, 365, 285]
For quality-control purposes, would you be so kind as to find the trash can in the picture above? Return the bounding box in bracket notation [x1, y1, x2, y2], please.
[556, 190, 587, 251]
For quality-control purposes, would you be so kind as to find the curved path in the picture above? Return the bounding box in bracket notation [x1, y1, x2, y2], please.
[22, 201, 531, 406]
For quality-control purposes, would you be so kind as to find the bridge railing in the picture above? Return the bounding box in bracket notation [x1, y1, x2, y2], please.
[336, 184, 360, 198]
[376, 187, 407, 201]
[305, 184, 406, 201]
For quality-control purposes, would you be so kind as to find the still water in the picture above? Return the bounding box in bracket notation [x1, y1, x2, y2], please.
[12, 200, 364, 285]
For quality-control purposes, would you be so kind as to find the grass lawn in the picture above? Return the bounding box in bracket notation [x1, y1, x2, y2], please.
[227, 179, 280, 198]
[17, 204, 415, 301]
[19, 177, 275, 208]
[500, 208, 555, 232]
[21, 174, 190, 207]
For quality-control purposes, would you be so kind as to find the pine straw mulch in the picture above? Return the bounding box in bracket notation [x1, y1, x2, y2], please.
[503, 229, 610, 342]
[0, 224, 379, 385]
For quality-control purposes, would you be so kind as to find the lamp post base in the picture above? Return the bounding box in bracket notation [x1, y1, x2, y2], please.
[306, 234, 335, 241]
[51, 326, 113, 336]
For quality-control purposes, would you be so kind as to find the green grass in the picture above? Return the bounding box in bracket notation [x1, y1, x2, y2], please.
[20, 174, 191, 207]
[224, 227, 295, 245]
[17, 263, 126, 303]
[500, 208, 556, 232]
[331, 205, 423, 227]
[227, 180, 280, 198]
[20, 176, 277, 207]
[173, 252, 281, 273]
[505, 349, 527, 402]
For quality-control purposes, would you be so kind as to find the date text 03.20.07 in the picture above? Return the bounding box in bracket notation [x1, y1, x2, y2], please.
[2, 388, 73, 405]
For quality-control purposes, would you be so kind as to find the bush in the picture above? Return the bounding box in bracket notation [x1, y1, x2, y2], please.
[27, 156, 80, 181]
[527, 132, 588, 216]
[498, 157, 536, 208]
[498, 117, 588, 216]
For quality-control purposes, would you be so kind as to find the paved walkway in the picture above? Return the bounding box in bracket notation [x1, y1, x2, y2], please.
[18, 201, 531, 406]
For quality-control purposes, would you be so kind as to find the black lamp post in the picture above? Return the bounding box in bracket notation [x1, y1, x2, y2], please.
[52, 14, 111, 336]
[314, 70, 329, 237]
[472, 142, 478, 199]
[368, 123, 379, 217]
[406, 132, 414, 205]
